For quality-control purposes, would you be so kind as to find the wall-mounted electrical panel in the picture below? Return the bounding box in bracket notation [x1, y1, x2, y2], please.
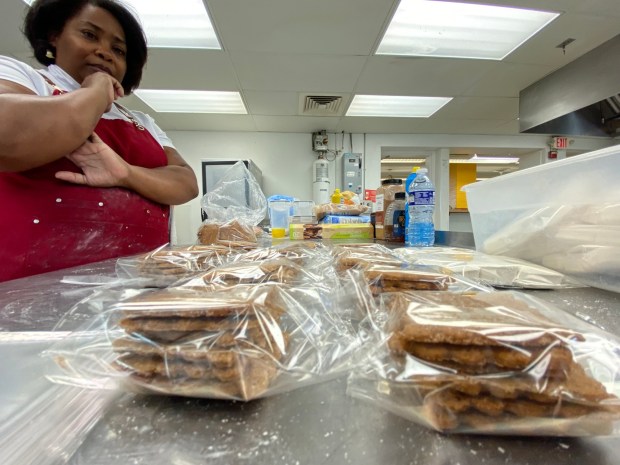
[341, 152, 363, 194]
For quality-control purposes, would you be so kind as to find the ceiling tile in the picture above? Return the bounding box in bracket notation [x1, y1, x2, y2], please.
[435, 97, 519, 120]
[208, 0, 396, 55]
[230, 52, 367, 92]
[355, 56, 494, 96]
[142, 49, 237, 90]
[242, 91, 300, 115]
[252, 115, 342, 132]
[504, 13, 620, 66]
[462, 62, 556, 97]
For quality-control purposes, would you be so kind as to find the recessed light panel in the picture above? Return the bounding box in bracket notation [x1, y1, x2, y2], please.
[135, 90, 247, 114]
[22, 0, 221, 49]
[377, 0, 559, 60]
[346, 95, 452, 117]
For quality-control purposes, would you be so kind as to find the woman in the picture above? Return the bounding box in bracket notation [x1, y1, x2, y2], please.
[0, 0, 199, 282]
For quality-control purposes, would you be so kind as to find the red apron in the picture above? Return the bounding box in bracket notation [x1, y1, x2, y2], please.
[0, 116, 170, 282]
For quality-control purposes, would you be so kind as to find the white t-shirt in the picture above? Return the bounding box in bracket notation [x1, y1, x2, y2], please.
[0, 55, 175, 149]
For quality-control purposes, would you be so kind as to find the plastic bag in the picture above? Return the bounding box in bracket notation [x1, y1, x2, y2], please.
[201, 161, 267, 227]
[314, 203, 369, 220]
[176, 257, 322, 289]
[45, 282, 370, 401]
[480, 203, 620, 293]
[393, 246, 582, 290]
[115, 243, 242, 287]
[347, 290, 620, 436]
[0, 332, 119, 465]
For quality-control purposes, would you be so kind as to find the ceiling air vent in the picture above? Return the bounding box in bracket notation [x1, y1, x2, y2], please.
[301, 95, 344, 115]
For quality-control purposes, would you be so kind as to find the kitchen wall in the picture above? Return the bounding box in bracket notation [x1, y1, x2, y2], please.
[168, 130, 615, 245]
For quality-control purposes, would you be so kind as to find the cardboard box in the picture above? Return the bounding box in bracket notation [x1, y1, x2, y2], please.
[290, 223, 373, 240]
[321, 214, 371, 224]
[374, 210, 386, 239]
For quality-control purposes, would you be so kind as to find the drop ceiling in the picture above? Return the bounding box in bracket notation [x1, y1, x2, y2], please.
[1, 0, 619, 135]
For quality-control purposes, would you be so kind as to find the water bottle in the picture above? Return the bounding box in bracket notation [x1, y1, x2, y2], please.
[404, 168, 418, 245]
[407, 168, 435, 247]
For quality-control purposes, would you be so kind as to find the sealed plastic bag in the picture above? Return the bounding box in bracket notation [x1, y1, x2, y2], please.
[0, 332, 119, 465]
[197, 162, 267, 245]
[314, 202, 369, 220]
[347, 290, 620, 436]
[46, 282, 369, 401]
[176, 257, 324, 291]
[332, 244, 406, 273]
[393, 246, 582, 289]
[115, 243, 242, 287]
[357, 262, 491, 297]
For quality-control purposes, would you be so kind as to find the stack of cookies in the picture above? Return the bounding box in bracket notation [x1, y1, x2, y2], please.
[183, 258, 305, 289]
[112, 286, 288, 400]
[334, 250, 405, 274]
[232, 243, 321, 266]
[197, 219, 259, 246]
[385, 291, 619, 434]
[363, 265, 454, 295]
[116, 244, 241, 285]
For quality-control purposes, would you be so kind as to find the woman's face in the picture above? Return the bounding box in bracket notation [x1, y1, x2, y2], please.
[49, 5, 127, 84]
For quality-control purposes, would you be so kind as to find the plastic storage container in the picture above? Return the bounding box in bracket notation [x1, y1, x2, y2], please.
[463, 145, 620, 293]
[269, 200, 291, 238]
[407, 168, 435, 247]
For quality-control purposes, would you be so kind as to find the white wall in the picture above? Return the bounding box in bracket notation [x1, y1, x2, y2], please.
[167, 130, 616, 245]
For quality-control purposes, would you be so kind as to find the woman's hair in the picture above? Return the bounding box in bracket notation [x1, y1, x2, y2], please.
[23, 0, 147, 94]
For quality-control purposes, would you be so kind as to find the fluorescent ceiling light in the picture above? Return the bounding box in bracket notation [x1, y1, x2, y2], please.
[381, 158, 426, 164]
[22, 0, 220, 49]
[135, 90, 247, 114]
[347, 95, 452, 117]
[376, 0, 559, 60]
[450, 155, 519, 164]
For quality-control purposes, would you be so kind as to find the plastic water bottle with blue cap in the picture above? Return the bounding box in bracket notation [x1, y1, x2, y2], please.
[404, 167, 418, 245]
[407, 168, 435, 247]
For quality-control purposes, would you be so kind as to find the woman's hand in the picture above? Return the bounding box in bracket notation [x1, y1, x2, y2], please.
[55, 132, 130, 187]
[81, 72, 124, 112]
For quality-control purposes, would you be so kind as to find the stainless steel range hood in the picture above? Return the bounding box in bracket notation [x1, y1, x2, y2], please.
[519, 34, 620, 137]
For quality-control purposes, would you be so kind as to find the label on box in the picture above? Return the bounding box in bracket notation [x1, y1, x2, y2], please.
[375, 193, 385, 212]
[364, 189, 377, 202]
[289, 223, 373, 240]
[321, 215, 371, 224]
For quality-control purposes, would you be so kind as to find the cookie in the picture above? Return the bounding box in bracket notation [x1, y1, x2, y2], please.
[387, 291, 584, 347]
[128, 359, 277, 400]
[118, 353, 245, 381]
[424, 388, 605, 428]
[336, 254, 404, 272]
[198, 259, 302, 286]
[389, 339, 574, 373]
[364, 267, 452, 294]
[113, 330, 290, 365]
[119, 316, 264, 334]
[197, 220, 258, 246]
[406, 361, 612, 404]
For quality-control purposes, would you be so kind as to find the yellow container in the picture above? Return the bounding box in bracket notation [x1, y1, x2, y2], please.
[331, 189, 342, 204]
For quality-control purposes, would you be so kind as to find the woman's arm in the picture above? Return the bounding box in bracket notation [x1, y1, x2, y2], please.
[56, 133, 199, 205]
[123, 146, 199, 205]
[0, 73, 120, 172]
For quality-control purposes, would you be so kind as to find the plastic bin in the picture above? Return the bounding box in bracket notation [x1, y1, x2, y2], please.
[463, 144, 620, 293]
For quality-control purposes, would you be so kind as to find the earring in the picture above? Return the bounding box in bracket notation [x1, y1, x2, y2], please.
[45, 49, 55, 59]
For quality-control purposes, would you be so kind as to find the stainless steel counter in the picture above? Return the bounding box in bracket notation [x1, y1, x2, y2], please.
[1, 239, 619, 465]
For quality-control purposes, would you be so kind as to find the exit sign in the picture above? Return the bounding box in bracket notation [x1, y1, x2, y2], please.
[552, 136, 568, 149]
